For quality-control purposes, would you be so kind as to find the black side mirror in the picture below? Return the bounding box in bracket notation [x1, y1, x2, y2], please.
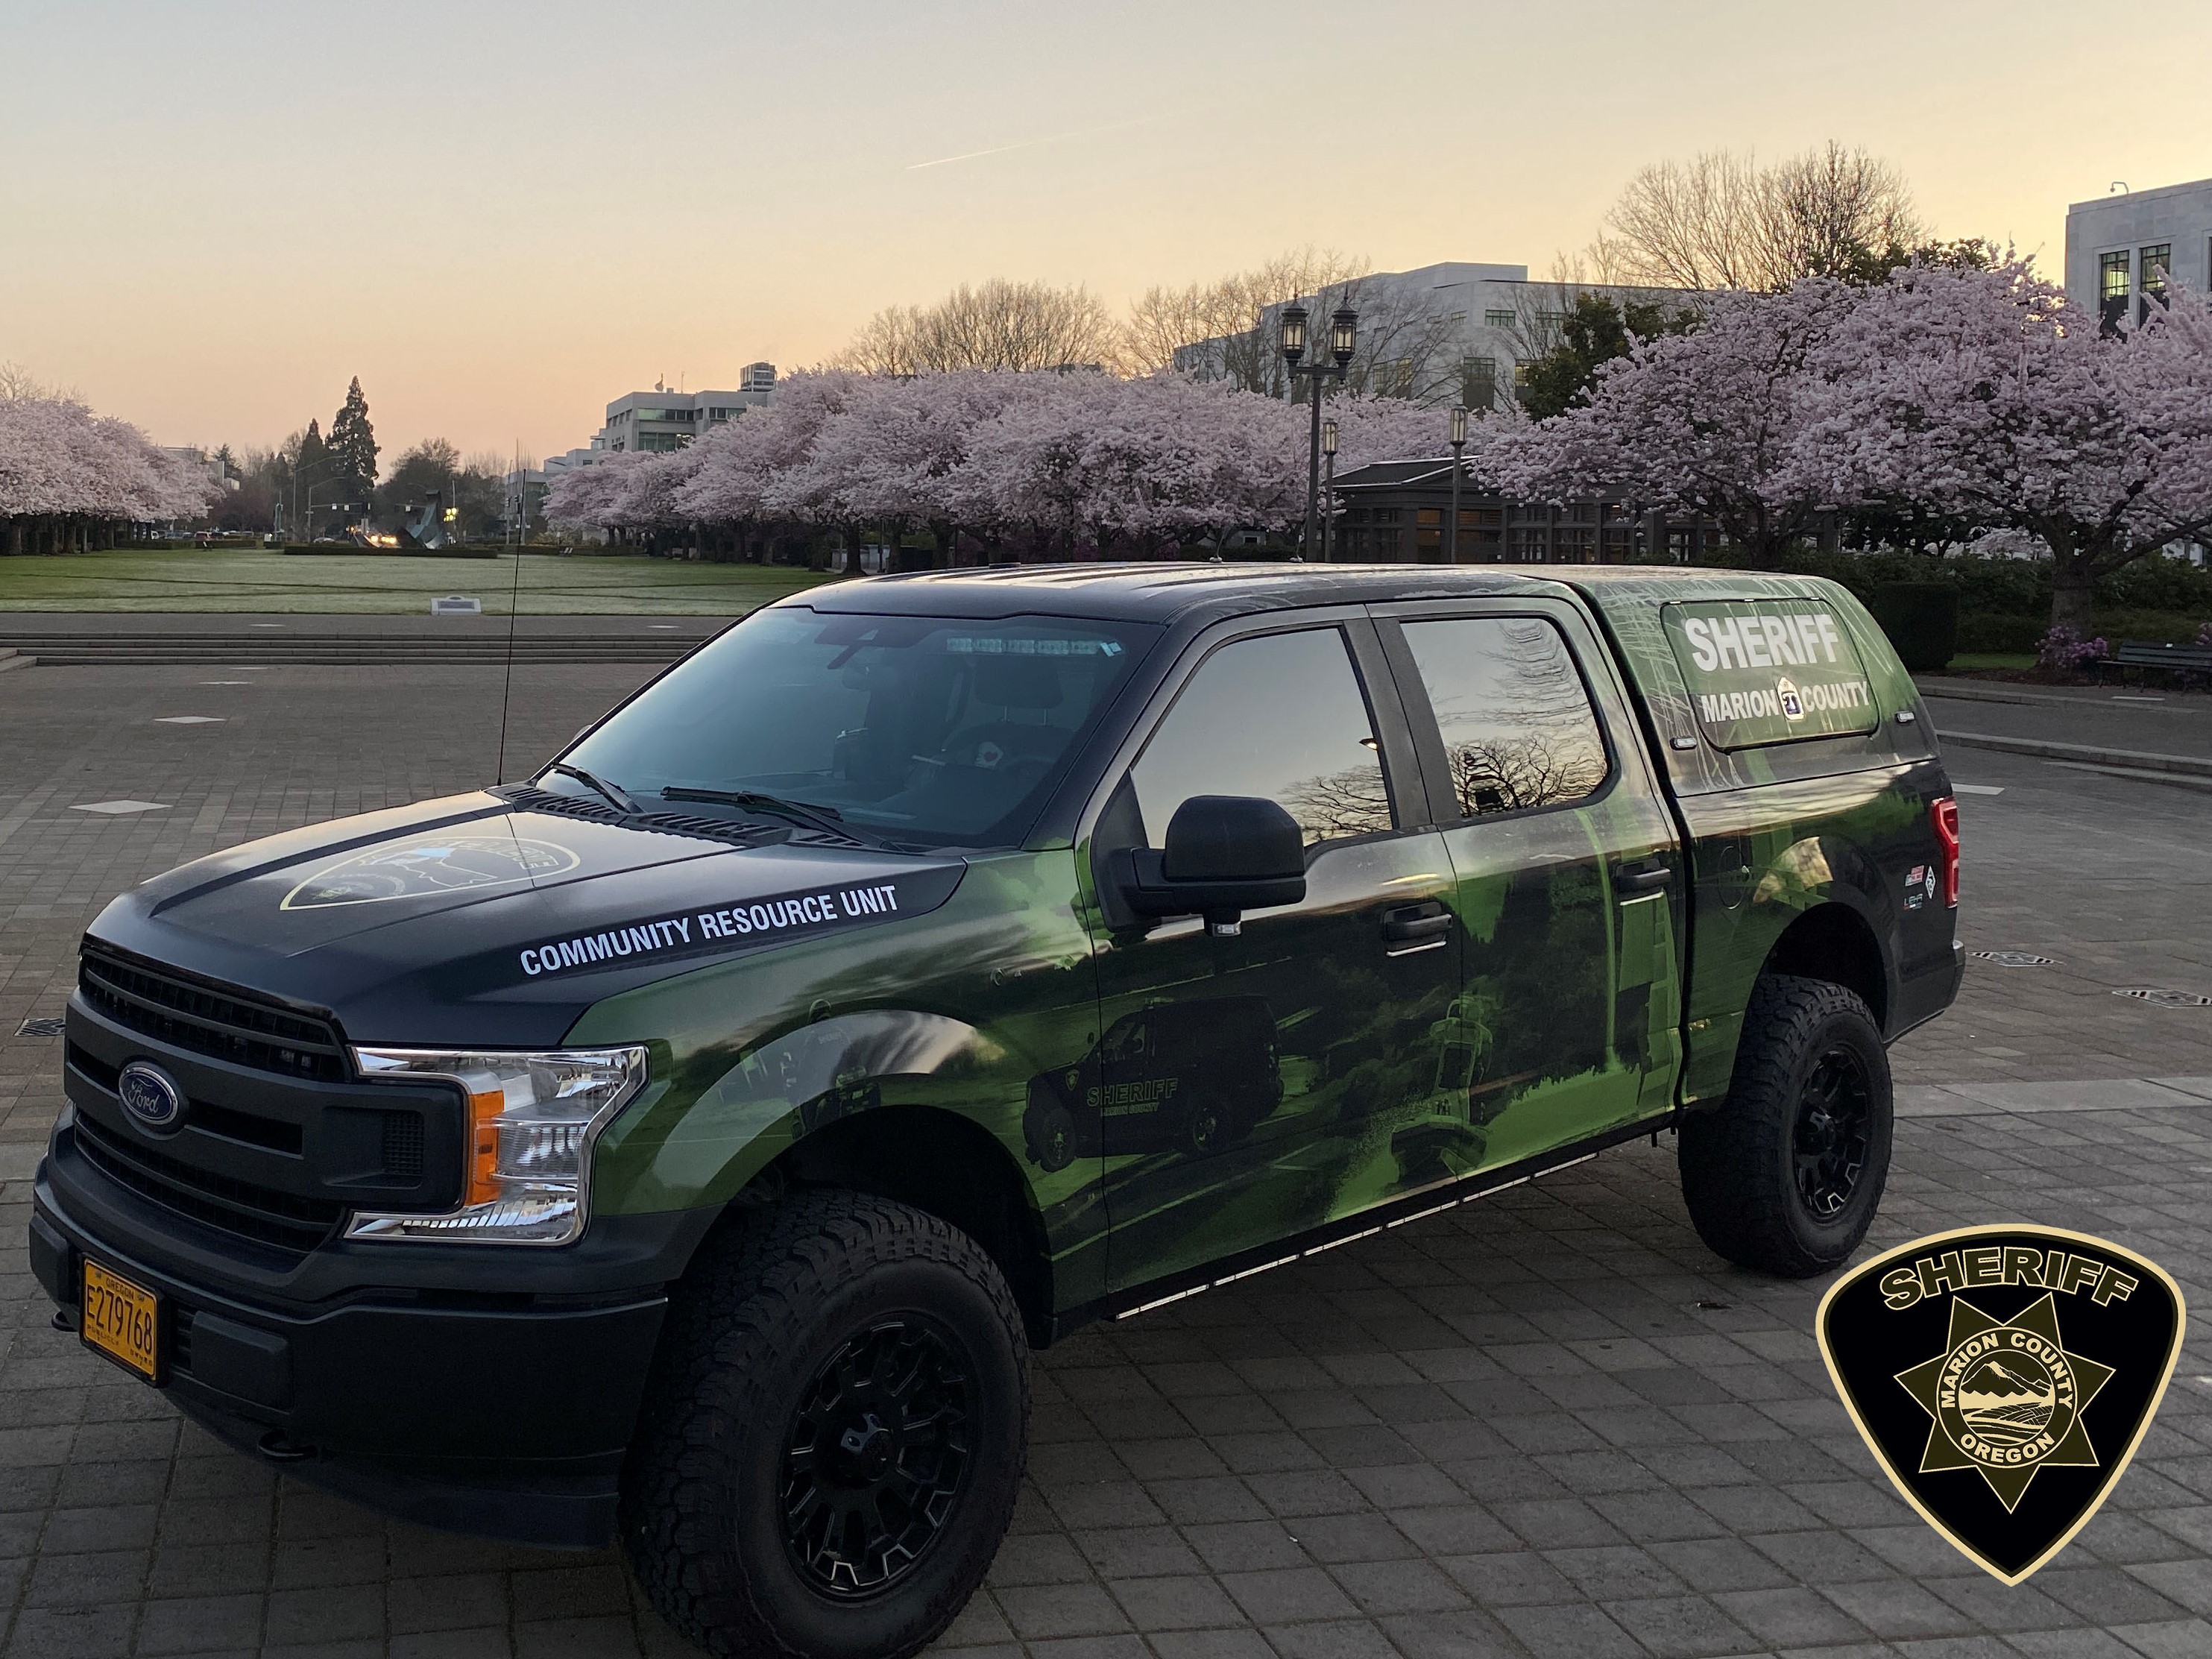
[1122, 796, 1306, 934]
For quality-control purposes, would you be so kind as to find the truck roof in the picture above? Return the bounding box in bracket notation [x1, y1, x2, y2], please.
[791, 561, 1821, 627]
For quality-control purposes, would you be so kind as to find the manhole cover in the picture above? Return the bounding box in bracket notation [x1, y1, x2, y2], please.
[2114, 989, 2212, 1009]
[14, 1016, 65, 1037]
[1973, 951, 2056, 967]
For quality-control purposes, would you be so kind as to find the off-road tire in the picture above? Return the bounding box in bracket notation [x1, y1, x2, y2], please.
[621, 1191, 1030, 1658]
[1678, 974, 1891, 1278]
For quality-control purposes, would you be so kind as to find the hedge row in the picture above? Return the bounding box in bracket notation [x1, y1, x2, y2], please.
[1724, 547, 2212, 620]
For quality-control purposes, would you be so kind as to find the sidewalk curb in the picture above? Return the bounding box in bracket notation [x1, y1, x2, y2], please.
[1938, 729, 2212, 779]
[1918, 677, 2205, 714]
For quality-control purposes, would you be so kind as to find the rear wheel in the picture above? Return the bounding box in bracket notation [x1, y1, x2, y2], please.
[622, 1191, 1030, 1658]
[1678, 975, 1891, 1277]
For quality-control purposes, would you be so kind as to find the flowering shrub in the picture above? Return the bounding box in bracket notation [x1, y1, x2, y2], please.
[2035, 626, 2108, 671]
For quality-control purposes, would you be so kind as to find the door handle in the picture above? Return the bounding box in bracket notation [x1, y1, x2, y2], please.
[1382, 901, 1452, 950]
[1616, 861, 1674, 892]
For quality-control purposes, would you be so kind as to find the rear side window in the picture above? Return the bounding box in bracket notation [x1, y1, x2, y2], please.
[1664, 600, 1878, 750]
[1131, 628, 1392, 846]
[1400, 617, 1610, 818]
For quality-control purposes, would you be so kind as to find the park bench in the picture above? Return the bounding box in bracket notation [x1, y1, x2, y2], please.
[2093, 638, 2212, 686]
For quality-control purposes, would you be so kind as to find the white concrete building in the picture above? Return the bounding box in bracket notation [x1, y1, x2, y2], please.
[2064, 177, 2212, 331]
[595, 364, 778, 454]
[1172, 262, 1686, 410]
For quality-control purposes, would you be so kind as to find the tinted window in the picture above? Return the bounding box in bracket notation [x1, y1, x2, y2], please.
[1401, 616, 1609, 818]
[1662, 599, 1877, 750]
[560, 607, 1155, 848]
[1131, 628, 1391, 847]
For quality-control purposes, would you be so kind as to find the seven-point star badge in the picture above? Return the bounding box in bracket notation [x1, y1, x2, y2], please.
[1892, 1291, 2112, 1512]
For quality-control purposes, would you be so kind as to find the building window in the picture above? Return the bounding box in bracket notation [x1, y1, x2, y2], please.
[1483, 308, 1515, 327]
[1463, 355, 1498, 412]
[2099, 251, 2131, 334]
[2140, 244, 2172, 321]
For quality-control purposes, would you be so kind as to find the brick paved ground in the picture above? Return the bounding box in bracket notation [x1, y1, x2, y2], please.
[1, 660, 2207, 1658]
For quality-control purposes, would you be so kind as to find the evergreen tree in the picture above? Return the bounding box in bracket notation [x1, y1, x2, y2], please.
[327, 377, 379, 501]
[294, 420, 328, 488]
[288, 421, 330, 538]
[1516, 293, 1697, 421]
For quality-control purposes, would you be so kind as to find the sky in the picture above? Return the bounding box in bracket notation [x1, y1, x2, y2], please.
[4, 0, 2208, 466]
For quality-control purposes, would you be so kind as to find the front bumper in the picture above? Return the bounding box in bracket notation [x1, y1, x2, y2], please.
[31, 1127, 714, 1549]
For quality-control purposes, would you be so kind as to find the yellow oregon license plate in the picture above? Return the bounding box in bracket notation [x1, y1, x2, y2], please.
[81, 1260, 163, 1383]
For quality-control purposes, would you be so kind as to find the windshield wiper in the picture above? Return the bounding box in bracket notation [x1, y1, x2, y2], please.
[659, 787, 866, 844]
[543, 761, 642, 815]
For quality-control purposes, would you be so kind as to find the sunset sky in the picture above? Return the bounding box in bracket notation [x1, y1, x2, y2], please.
[5, 0, 2208, 467]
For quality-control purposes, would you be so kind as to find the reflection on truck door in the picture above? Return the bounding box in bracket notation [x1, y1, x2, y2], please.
[1387, 608, 1683, 1167]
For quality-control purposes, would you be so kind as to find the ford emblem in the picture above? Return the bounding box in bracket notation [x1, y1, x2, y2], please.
[116, 1060, 186, 1133]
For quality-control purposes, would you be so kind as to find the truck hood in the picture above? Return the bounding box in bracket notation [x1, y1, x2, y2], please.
[85, 793, 966, 1047]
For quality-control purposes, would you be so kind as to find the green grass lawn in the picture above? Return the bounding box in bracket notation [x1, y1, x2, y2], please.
[0, 547, 836, 615]
[1946, 653, 2037, 671]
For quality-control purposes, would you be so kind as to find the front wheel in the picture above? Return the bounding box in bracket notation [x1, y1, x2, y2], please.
[1678, 974, 1892, 1277]
[622, 1191, 1030, 1658]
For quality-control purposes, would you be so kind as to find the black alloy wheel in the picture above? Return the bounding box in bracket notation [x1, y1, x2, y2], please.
[1180, 1099, 1226, 1156]
[621, 1191, 1029, 1659]
[1677, 974, 1894, 1277]
[781, 1317, 973, 1598]
[1792, 1045, 1873, 1219]
[1028, 1100, 1076, 1172]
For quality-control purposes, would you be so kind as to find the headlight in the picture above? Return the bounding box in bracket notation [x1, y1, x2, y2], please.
[344, 1046, 649, 1245]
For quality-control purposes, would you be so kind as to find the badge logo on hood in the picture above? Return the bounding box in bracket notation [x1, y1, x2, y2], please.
[1818, 1225, 2185, 1583]
[281, 836, 580, 910]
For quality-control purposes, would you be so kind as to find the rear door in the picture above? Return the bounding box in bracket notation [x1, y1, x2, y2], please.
[1370, 596, 1684, 1169]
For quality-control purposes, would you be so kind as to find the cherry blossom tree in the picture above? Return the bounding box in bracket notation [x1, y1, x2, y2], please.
[541, 454, 643, 537]
[544, 368, 1481, 561]
[1797, 262, 2212, 630]
[1, 393, 217, 555]
[1491, 279, 1857, 567]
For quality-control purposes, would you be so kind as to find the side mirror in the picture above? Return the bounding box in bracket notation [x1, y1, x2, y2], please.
[1121, 796, 1306, 934]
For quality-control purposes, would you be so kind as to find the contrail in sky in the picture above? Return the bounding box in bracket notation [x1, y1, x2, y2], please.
[907, 115, 1165, 171]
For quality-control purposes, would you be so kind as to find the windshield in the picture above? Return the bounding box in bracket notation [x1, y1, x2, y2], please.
[552, 606, 1157, 849]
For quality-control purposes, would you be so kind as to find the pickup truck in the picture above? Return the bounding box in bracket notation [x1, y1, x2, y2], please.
[31, 564, 1962, 1659]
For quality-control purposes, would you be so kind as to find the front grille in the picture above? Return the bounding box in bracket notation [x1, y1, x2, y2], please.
[72, 1112, 344, 1258]
[381, 1112, 425, 1180]
[79, 948, 344, 1083]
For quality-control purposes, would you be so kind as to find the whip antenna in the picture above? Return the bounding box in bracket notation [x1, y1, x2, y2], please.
[494, 546, 523, 782]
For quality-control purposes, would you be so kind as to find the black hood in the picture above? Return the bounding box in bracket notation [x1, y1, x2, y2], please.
[86, 793, 965, 1047]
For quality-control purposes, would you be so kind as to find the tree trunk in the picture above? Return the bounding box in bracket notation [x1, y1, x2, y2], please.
[2042, 524, 2104, 635]
[2048, 561, 2098, 633]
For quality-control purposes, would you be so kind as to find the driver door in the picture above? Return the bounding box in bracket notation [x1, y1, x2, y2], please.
[1083, 617, 1461, 1294]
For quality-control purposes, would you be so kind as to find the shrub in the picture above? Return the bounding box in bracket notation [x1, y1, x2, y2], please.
[1868, 583, 1958, 671]
[2035, 626, 2108, 671]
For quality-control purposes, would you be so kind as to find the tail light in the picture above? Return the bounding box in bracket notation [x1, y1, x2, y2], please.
[1931, 796, 1959, 907]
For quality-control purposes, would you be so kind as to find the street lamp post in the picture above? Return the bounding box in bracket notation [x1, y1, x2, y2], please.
[1280, 303, 1357, 560]
[1445, 405, 1468, 564]
[1320, 418, 1338, 563]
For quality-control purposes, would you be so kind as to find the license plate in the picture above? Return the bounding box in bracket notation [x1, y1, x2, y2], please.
[81, 1260, 163, 1384]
